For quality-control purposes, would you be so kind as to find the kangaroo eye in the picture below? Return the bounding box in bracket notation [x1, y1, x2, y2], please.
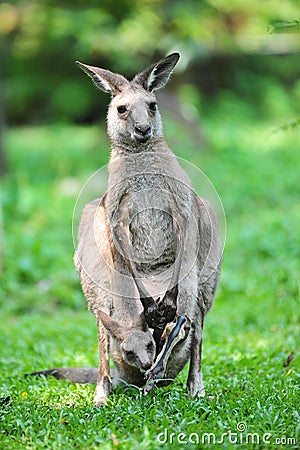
[117, 105, 127, 114]
[149, 102, 157, 112]
[126, 350, 135, 358]
[147, 342, 154, 351]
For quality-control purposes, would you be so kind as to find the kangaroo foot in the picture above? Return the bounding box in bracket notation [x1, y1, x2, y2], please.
[144, 315, 188, 394]
[187, 374, 206, 398]
[94, 376, 112, 406]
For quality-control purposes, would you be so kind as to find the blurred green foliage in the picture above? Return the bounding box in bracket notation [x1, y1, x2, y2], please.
[1, 0, 300, 123]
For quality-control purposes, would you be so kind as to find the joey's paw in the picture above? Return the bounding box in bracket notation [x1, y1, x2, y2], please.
[143, 374, 160, 395]
[143, 380, 156, 395]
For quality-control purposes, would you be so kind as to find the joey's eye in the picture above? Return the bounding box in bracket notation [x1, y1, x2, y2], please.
[117, 105, 127, 114]
[126, 350, 135, 358]
[149, 102, 157, 112]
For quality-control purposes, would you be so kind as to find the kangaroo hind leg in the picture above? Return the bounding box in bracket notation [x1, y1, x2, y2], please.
[187, 322, 205, 398]
[94, 314, 112, 406]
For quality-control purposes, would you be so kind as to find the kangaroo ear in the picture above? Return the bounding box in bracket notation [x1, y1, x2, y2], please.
[133, 53, 180, 92]
[76, 61, 129, 96]
[98, 311, 127, 340]
[133, 312, 148, 332]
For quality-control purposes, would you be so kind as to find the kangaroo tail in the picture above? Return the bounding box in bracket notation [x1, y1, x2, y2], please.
[24, 368, 98, 384]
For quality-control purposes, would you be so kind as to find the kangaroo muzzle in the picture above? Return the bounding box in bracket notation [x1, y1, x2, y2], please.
[133, 124, 152, 143]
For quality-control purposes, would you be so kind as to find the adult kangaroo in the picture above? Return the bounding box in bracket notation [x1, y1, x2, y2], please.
[27, 53, 222, 406]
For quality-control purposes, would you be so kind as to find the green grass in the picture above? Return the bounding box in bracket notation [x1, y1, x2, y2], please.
[1, 112, 300, 449]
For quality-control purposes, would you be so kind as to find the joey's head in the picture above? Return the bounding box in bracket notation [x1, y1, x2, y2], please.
[99, 311, 156, 372]
[119, 328, 155, 372]
[76, 53, 180, 149]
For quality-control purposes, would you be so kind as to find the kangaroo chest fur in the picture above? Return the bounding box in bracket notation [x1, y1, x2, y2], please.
[111, 171, 176, 273]
[129, 181, 175, 272]
[107, 151, 191, 274]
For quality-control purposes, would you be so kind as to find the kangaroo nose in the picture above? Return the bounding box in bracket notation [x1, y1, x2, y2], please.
[141, 361, 152, 372]
[135, 125, 151, 137]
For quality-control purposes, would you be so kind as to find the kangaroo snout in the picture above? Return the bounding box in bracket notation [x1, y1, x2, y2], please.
[138, 350, 154, 373]
[140, 361, 153, 372]
[134, 124, 152, 142]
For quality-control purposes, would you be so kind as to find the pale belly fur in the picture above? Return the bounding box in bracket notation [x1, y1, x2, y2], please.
[129, 207, 175, 274]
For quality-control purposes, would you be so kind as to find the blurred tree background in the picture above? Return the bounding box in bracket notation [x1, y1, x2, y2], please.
[1, 0, 300, 125]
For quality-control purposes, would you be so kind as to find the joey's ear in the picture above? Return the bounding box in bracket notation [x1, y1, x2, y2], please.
[76, 61, 129, 96]
[133, 52, 180, 92]
[98, 311, 127, 340]
[133, 312, 148, 332]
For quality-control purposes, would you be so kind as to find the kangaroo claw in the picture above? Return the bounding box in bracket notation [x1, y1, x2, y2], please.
[143, 379, 156, 395]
